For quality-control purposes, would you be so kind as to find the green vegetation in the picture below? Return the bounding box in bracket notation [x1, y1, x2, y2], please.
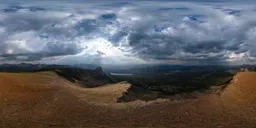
[111, 70, 234, 94]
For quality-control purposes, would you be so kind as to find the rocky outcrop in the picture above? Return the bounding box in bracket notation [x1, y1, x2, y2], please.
[54, 67, 114, 88]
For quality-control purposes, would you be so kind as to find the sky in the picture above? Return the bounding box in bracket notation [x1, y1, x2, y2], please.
[0, 0, 256, 65]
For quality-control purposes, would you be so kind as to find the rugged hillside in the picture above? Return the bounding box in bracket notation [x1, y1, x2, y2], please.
[0, 72, 256, 127]
[221, 72, 256, 113]
[0, 63, 114, 88]
[54, 67, 114, 88]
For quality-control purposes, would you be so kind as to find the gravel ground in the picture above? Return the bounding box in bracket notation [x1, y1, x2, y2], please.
[0, 72, 256, 128]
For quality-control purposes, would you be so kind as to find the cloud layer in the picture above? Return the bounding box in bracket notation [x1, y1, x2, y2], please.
[0, 1, 256, 65]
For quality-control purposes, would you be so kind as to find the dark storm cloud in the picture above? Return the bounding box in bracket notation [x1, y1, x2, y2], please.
[102, 2, 256, 64]
[75, 19, 99, 35]
[0, 1, 256, 65]
[1, 41, 84, 61]
[108, 28, 129, 46]
[158, 7, 190, 11]
[183, 41, 225, 54]
[1, 54, 41, 61]
[44, 41, 84, 57]
[101, 13, 117, 20]
[126, 32, 233, 62]
[0, 10, 66, 34]
[3, 5, 45, 13]
[223, 9, 242, 15]
[127, 32, 180, 59]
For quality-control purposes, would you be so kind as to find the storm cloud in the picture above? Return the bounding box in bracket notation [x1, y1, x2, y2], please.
[0, 1, 256, 65]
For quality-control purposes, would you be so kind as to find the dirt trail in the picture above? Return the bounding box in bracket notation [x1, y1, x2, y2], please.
[0, 72, 256, 127]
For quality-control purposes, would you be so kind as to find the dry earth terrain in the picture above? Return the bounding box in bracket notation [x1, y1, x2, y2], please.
[0, 71, 256, 127]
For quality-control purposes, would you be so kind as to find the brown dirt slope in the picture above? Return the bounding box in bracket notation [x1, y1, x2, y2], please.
[0, 72, 256, 128]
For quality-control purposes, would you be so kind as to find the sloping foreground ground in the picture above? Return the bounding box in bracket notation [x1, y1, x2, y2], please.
[0, 72, 256, 127]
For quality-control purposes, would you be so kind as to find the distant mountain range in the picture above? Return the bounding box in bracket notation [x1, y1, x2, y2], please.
[0, 63, 101, 72]
[104, 64, 256, 75]
[0, 63, 114, 88]
[1, 63, 255, 74]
